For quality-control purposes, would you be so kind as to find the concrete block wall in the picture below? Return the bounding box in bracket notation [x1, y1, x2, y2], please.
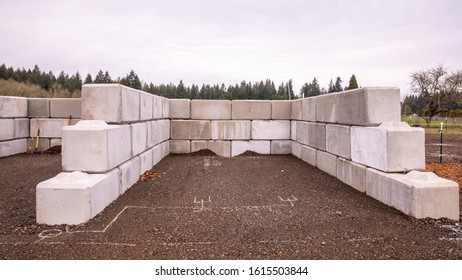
[0, 96, 29, 157]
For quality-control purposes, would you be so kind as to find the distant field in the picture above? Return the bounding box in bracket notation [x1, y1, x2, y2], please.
[0, 79, 80, 98]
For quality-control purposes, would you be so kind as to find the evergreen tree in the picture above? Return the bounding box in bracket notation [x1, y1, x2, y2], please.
[0, 64, 7, 79]
[103, 71, 112, 83]
[120, 70, 141, 89]
[348, 74, 358, 89]
[328, 79, 335, 93]
[333, 77, 343, 92]
[84, 74, 93, 84]
[94, 70, 105, 83]
[57, 71, 67, 86]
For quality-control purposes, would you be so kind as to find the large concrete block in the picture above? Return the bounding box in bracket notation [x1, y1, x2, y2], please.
[271, 101, 291, 120]
[291, 99, 302, 120]
[169, 99, 191, 119]
[140, 92, 153, 121]
[271, 140, 292, 154]
[291, 121, 297, 141]
[27, 138, 51, 152]
[296, 122, 325, 150]
[326, 124, 351, 159]
[191, 140, 231, 157]
[0, 96, 27, 118]
[316, 93, 337, 123]
[211, 120, 251, 140]
[152, 95, 163, 119]
[191, 100, 231, 120]
[28, 98, 50, 117]
[50, 138, 62, 147]
[50, 98, 82, 118]
[301, 97, 316, 121]
[36, 169, 120, 225]
[170, 140, 191, 153]
[337, 158, 366, 193]
[291, 141, 302, 159]
[14, 118, 29, 139]
[251, 120, 290, 140]
[231, 140, 271, 157]
[118, 157, 141, 194]
[161, 97, 169, 119]
[30, 118, 75, 138]
[171, 120, 211, 140]
[161, 140, 169, 158]
[81, 84, 140, 123]
[301, 144, 317, 167]
[0, 119, 15, 141]
[152, 144, 163, 166]
[232, 100, 271, 120]
[316, 150, 337, 177]
[296, 121, 309, 145]
[139, 149, 153, 174]
[148, 120, 170, 147]
[0, 139, 27, 157]
[62, 121, 131, 173]
[336, 87, 400, 126]
[351, 122, 425, 172]
[130, 122, 148, 156]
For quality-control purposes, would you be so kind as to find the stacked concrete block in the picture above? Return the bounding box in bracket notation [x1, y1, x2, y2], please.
[231, 140, 271, 157]
[140, 92, 153, 121]
[211, 120, 251, 140]
[170, 140, 190, 153]
[0, 119, 15, 141]
[139, 149, 153, 174]
[301, 97, 316, 121]
[0, 96, 29, 157]
[232, 100, 271, 120]
[130, 122, 147, 156]
[252, 120, 290, 140]
[336, 158, 366, 193]
[118, 157, 141, 194]
[27, 138, 51, 152]
[291, 121, 297, 141]
[0, 139, 27, 157]
[161, 141, 169, 158]
[271, 101, 291, 120]
[291, 141, 302, 159]
[169, 99, 191, 119]
[36, 169, 120, 225]
[30, 118, 78, 138]
[191, 140, 231, 157]
[14, 118, 30, 139]
[50, 138, 62, 147]
[271, 140, 292, 154]
[316, 93, 337, 123]
[291, 99, 302, 120]
[191, 100, 231, 120]
[50, 98, 82, 118]
[326, 124, 351, 159]
[171, 120, 211, 140]
[309, 123, 326, 151]
[0, 96, 27, 118]
[152, 144, 163, 166]
[295, 121, 309, 145]
[152, 95, 163, 119]
[28, 98, 50, 117]
[316, 150, 337, 177]
[161, 97, 169, 119]
[300, 144, 317, 167]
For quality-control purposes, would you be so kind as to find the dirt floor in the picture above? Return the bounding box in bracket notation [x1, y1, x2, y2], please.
[0, 135, 461, 260]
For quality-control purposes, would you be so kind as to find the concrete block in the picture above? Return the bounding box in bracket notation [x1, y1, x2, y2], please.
[351, 122, 425, 172]
[211, 120, 250, 140]
[14, 118, 29, 139]
[297, 122, 326, 150]
[161, 140, 169, 158]
[191, 100, 231, 120]
[81, 84, 140, 123]
[50, 138, 62, 147]
[50, 98, 82, 118]
[271, 101, 291, 120]
[30, 118, 75, 138]
[291, 121, 297, 141]
[140, 92, 153, 121]
[171, 120, 211, 140]
[151, 145, 162, 166]
[301, 97, 316, 121]
[231, 140, 271, 157]
[295, 121, 309, 145]
[28, 98, 50, 117]
[27, 138, 51, 152]
[170, 140, 190, 153]
[152, 95, 163, 119]
[148, 120, 170, 147]
[118, 157, 141, 194]
[0, 96, 27, 118]
[36, 169, 120, 225]
[161, 97, 169, 119]
[326, 124, 351, 159]
[337, 158, 366, 193]
[291, 99, 302, 120]
[0, 119, 15, 141]
[130, 122, 147, 156]
[251, 120, 290, 140]
[62, 121, 131, 173]
[169, 99, 191, 119]
[291, 141, 302, 159]
[271, 140, 292, 154]
[316, 150, 337, 177]
[139, 149, 153, 174]
[336, 87, 400, 126]
[232, 100, 271, 120]
[316, 93, 337, 123]
[0, 139, 27, 157]
[191, 140, 231, 157]
[301, 144, 316, 167]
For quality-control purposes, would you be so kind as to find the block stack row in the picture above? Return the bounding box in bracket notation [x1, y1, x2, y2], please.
[0, 96, 29, 156]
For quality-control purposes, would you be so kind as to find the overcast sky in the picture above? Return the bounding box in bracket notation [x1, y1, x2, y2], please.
[1, 0, 461, 96]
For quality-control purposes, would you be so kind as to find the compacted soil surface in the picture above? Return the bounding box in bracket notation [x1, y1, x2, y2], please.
[0, 151, 461, 260]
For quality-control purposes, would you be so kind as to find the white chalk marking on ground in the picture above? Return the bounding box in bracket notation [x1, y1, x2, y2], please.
[278, 195, 298, 206]
[0, 241, 66, 246]
[439, 223, 462, 242]
[77, 242, 136, 247]
[160, 241, 218, 247]
[193, 196, 211, 212]
[203, 157, 211, 168]
[212, 160, 222, 167]
[34, 229, 63, 243]
[348, 237, 384, 242]
[439, 237, 462, 242]
[258, 240, 309, 244]
[221, 205, 284, 212]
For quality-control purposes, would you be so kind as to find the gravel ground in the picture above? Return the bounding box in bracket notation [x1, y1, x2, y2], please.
[425, 133, 462, 163]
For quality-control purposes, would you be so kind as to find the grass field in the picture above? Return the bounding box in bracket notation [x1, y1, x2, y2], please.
[0, 79, 80, 98]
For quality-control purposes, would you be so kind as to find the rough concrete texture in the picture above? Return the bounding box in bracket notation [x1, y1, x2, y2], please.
[291, 121, 297, 141]
[139, 149, 153, 174]
[298, 122, 326, 150]
[271, 100, 291, 120]
[315, 93, 337, 123]
[130, 122, 147, 156]
[30, 118, 78, 138]
[295, 121, 309, 146]
[140, 92, 153, 121]
[316, 150, 337, 177]
[161, 140, 169, 158]
[0, 96, 27, 118]
[27, 138, 51, 152]
[0, 119, 15, 141]
[336, 87, 401, 126]
[161, 98, 169, 119]
[0, 139, 27, 157]
[170, 140, 191, 154]
[148, 120, 168, 147]
[191, 100, 231, 120]
[50, 98, 82, 118]
[171, 120, 211, 140]
[191, 140, 231, 157]
[351, 122, 425, 172]
[326, 124, 351, 159]
[301, 97, 316, 122]
[231, 140, 271, 157]
[14, 118, 30, 139]
[118, 157, 141, 194]
[271, 140, 292, 154]
[152, 95, 163, 119]
[50, 138, 62, 147]
[153, 144, 166, 166]
[336, 158, 366, 193]
[169, 99, 191, 119]
[291, 99, 302, 120]
[232, 100, 271, 120]
[36, 169, 120, 225]
[27, 98, 50, 117]
[81, 84, 140, 123]
[62, 121, 131, 173]
[300, 144, 317, 167]
[252, 120, 291, 140]
[211, 120, 251, 140]
[291, 141, 302, 159]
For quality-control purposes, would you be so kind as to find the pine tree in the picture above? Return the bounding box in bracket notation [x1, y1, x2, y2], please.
[348, 74, 358, 89]
[94, 70, 105, 83]
[84, 74, 93, 84]
[334, 77, 343, 92]
[0, 64, 7, 79]
[328, 79, 335, 93]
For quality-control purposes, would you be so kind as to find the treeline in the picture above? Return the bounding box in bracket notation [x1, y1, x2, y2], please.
[402, 94, 462, 117]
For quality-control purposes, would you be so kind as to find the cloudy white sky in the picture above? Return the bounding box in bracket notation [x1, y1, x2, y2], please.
[1, 0, 461, 96]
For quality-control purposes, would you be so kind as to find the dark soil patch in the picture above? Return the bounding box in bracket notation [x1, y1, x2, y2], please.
[425, 133, 462, 164]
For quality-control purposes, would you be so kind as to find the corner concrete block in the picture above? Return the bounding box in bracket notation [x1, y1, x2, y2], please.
[152, 95, 163, 119]
[191, 100, 231, 120]
[336, 87, 400, 126]
[291, 121, 297, 141]
[28, 98, 50, 117]
[232, 100, 271, 120]
[152, 144, 163, 166]
[50, 98, 82, 118]
[118, 157, 141, 194]
[161, 140, 169, 158]
[316, 150, 337, 177]
[291, 99, 302, 120]
[351, 122, 425, 172]
[161, 97, 169, 119]
[0, 96, 27, 118]
[211, 120, 251, 140]
[170, 140, 190, 153]
[251, 120, 290, 140]
[301, 97, 316, 121]
[130, 122, 148, 156]
[337, 158, 366, 193]
[14, 118, 29, 139]
[271, 101, 291, 120]
[139, 149, 153, 174]
[171, 120, 211, 140]
[140, 92, 153, 121]
[30, 118, 72, 138]
[316, 93, 337, 123]
[36, 169, 120, 225]
[27, 138, 51, 152]
[326, 124, 351, 159]
[271, 140, 292, 154]
[169, 99, 191, 119]
[292, 141, 302, 159]
[62, 121, 131, 173]
[0, 119, 15, 141]
[301, 144, 317, 167]
[0, 139, 27, 157]
[191, 140, 231, 157]
[81, 84, 140, 123]
[231, 140, 270, 157]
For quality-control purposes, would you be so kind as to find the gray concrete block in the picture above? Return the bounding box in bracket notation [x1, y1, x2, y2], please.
[30, 118, 73, 138]
[301, 97, 316, 121]
[191, 140, 231, 157]
[291, 99, 302, 120]
[169, 99, 191, 119]
[316, 93, 337, 123]
[231, 140, 271, 156]
[27, 137, 51, 152]
[252, 120, 290, 140]
[191, 100, 231, 120]
[50, 138, 62, 147]
[0, 96, 27, 118]
[271, 140, 292, 154]
[28, 98, 50, 117]
[139, 149, 153, 174]
[0, 119, 15, 141]
[0, 139, 27, 157]
[211, 120, 250, 140]
[301, 144, 317, 167]
[316, 150, 337, 177]
[161, 140, 169, 158]
[336, 87, 401, 126]
[295, 121, 309, 146]
[337, 158, 366, 193]
[161, 97, 169, 119]
[50, 98, 82, 118]
[171, 120, 211, 140]
[297, 122, 326, 150]
[232, 100, 271, 120]
[326, 124, 351, 159]
[130, 122, 147, 156]
[170, 140, 191, 153]
[152, 95, 163, 119]
[118, 157, 141, 194]
[271, 100, 291, 120]
[291, 121, 297, 141]
[140, 92, 153, 121]
[291, 141, 302, 159]
[14, 118, 29, 139]
[152, 144, 163, 166]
